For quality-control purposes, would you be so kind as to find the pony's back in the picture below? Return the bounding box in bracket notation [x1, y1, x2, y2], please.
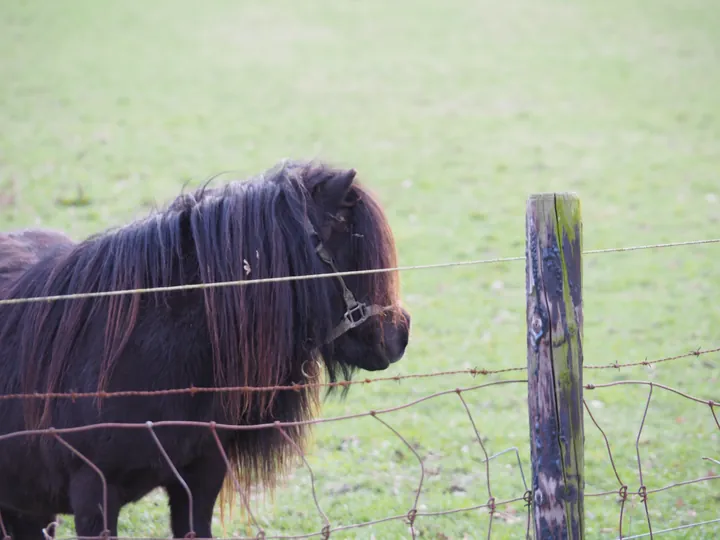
[0, 230, 75, 292]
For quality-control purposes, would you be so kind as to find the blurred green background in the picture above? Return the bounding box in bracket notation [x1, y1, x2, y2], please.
[1, 0, 719, 538]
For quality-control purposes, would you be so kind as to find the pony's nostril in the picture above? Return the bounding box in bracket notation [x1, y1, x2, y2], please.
[388, 327, 410, 365]
[400, 327, 409, 350]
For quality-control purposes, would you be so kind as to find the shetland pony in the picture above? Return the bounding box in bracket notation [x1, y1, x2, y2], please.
[0, 160, 411, 539]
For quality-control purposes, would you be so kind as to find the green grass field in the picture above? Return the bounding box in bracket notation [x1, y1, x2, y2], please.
[1, 0, 719, 538]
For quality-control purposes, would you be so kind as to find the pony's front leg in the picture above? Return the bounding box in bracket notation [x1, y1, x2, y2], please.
[69, 467, 120, 539]
[166, 455, 227, 539]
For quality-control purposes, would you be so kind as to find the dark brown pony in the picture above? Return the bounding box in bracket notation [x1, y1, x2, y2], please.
[0, 160, 411, 539]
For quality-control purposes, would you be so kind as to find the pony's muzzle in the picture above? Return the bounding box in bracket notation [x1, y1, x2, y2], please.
[386, 307, 411, 364]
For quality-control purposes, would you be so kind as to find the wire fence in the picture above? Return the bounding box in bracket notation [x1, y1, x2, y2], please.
[2, 357, 716, 539]
[582, 380, 719, 539]
[0, 236, 718, 539]
[0, 380, 531, 540]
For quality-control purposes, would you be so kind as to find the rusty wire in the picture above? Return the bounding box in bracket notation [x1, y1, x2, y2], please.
[0, 380, 532, 540]
[0, 366, 526, 402]
[0, 351, 716, 540]
[584, 346, 720, 370]
[0, 380, 526, 444]
[0, 376, 718, 538]
[583, 380, 720, 539]
[0, 367, 717, 538]
[0, 345, 713, 404]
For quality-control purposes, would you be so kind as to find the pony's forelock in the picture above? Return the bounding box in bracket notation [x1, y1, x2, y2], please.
[354, 183, 401, 307]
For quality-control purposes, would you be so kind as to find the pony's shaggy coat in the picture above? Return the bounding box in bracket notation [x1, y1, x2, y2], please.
[0, 161, 409, 539]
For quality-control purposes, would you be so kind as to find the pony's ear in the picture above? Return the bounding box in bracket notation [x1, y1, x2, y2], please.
[170, 194, 196, 246]
[310, 168, 357, 212]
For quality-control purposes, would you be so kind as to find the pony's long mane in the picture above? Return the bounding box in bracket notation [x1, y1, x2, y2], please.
[0, 161, 401, 513]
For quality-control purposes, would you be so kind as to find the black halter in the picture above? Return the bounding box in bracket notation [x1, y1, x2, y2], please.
[304, 219, 392, 344]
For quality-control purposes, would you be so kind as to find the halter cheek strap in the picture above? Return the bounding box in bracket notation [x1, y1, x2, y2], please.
[304, 219, 392, 344]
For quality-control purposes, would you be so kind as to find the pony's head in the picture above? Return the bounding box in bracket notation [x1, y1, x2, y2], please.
[168, 160, 411, 417]
[293, 161, 411, 377]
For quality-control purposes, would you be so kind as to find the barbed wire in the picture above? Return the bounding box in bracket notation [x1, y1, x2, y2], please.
[0, 237, 717, 307]
[0, 380, 533, 540]
[585, 346, 720, 370]
[0, 344, 714, 403]
[0, 366, 527, 402]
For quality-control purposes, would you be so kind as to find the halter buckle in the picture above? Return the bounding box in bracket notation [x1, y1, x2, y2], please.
[344, 302, 369, 328]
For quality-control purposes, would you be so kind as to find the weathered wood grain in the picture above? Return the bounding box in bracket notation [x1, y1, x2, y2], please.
[526, 193, 584, 539]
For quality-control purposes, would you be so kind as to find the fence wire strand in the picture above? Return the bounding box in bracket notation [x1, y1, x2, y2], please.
[0, 237, 717, 307]
[0, 345, 713, 403]
[585, 346, 720, 370]
[0, 366, 527, 402]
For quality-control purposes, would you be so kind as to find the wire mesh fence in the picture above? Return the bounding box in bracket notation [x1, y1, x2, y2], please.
[582, 379, 719, 539]
[0, 228, 718, 539]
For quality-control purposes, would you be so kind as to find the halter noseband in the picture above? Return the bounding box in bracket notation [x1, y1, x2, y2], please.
[304, 219, 392, 344]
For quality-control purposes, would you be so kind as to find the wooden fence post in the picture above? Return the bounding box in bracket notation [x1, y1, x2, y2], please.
[525, 193, 585, 539]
